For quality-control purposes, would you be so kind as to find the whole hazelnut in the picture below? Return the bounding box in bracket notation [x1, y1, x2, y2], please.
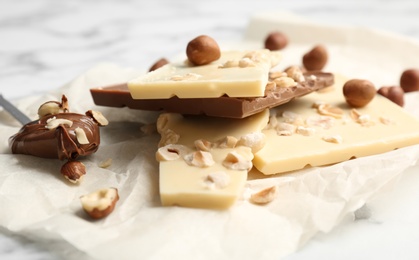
[186, 35, 221, 66]
[61, 160, 86, 184]
[302, 45, 328, 71]
[264, 31, 288, 51]
[400, 69, 419, 92]
[377, 86, 404, 107]
[148, 58, 169, 72]
[343, 79, 376, 108]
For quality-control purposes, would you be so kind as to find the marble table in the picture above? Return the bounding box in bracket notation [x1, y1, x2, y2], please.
[1, 0, 419, 259]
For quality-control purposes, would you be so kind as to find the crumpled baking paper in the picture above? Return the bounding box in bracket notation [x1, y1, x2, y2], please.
[2, 14, 419, 260]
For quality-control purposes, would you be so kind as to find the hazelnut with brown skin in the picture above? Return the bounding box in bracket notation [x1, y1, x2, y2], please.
[61, 161, 86, 184]
[377, 86, 405, 107]
[264, 31, 288, 51]
[302, 45, 328, 71]
[400, 69, 419, 92]
[343, 79, 376, 108]
[80, 187, 119, 219]
[186, 35, 221, 66]
[148, 58, 169, 72]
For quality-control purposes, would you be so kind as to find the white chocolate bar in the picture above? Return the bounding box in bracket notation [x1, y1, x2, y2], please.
[156, 110, 269, 209]
[128, 50, 281, 99]
[254, 74, 419, 174]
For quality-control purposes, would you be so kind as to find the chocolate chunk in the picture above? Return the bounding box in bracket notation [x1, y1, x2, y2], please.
[90, 72, 334, 119]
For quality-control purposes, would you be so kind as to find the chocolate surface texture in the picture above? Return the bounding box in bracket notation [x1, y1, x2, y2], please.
[90, 72, 334, 118]
[9, 97, 102, 160]
[10, 114, 100, 159]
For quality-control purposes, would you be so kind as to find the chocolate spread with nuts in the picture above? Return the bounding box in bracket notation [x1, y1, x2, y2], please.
[9, 95, 105, 160]
[9, 113, 100, 160]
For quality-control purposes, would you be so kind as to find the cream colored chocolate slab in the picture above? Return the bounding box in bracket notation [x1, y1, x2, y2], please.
[158, 109, 269, 146]
[157, 110, 269, 209]
[159, 146, 251, 209]
[128, 50, 281, 99]
[254, 74, 419, 175]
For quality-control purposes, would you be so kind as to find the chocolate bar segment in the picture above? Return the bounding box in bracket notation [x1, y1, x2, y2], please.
[90, 72, 334, 118]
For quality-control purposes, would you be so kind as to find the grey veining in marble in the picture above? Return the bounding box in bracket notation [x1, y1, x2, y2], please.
[1, 0, 419, 259]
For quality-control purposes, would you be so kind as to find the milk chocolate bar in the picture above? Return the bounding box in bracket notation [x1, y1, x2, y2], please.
[90, 72, 334, 118]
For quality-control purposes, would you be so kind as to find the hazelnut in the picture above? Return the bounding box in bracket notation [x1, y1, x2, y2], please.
[250, 186, 277, 204]
[377, 86, 404, 107]
[80, 187, 119, 219]
[186, 35, 220, 66]
[148, 58, 169, 72]
[400, 69, 419, 92]
[61, 160, 86, 184]
[264, 31, 288, 51]
[343, 79, 376, 108]
[302, 45, 328, 71]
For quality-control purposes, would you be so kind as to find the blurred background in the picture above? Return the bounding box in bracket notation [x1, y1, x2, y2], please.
[1, 0, 418, 99]
[1, 0, 419, 259]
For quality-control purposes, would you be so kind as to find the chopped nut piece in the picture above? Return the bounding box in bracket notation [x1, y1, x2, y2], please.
[216, 136, 238, 148]
[238, 57, 255, 68]
[170, 73, 201, 81]
[277, 130, 293, 136]
[194, 139, 213, 152]
[250, 186, 277, 204]
[322, 135, 343, 144]
[265, 114, 279, 129]
[276, 122, 297, 133]
[243, 51, 268, 63]
[273, 76, 297, 88]
[86, 110, 109, 126]
[80, 187, 119, 219]
[379, 116, 395, 125]
[222, 151, 253, 171]
[317, 104, 343, 119]
[203, 171, 230, 189]
[350, 109, 373, 126]
[156, 144, 190, 161]
[75, 127, 89, 144]
[296, 126, 316, 136]
[99, 158, 112, 168]
[285, 66, 305, 83]
[45, 117, 73, 130]
[184, 151, 215, 167]
[282, 111, 303, 125]
[358, 114, 373, 126]
[38, 101, 63, 118]
[158, 129, 180, 147]
[306, 115, 335, 129]
[156, 114, 171, 133]
[237, 132, 266, 153]
[265, 81, 276, 92]
[269, 70, 287, 79]
[350, 109, 362, 121]
[219, 60, 238, 68]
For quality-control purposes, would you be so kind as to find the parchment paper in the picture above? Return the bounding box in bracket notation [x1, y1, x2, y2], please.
[2, 13, 419, 260]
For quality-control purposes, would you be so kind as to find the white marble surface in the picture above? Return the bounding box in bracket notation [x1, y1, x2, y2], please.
[1, 0, 419, 259]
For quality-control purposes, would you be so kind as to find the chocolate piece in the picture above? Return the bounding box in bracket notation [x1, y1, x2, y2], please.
[9, 96, 104, 160]
[90, 72, 334, 119]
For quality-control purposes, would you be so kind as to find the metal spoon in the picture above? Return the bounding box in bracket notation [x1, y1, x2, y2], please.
[0, 94, 32, 125]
